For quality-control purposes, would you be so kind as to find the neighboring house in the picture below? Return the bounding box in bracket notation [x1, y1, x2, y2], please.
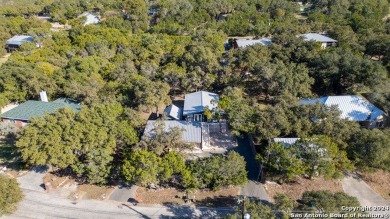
[273, 137, 327, 162]
[79, 12, 100, 26]
[273, 138, 301, 147]
[143, 120, 207, 148]
[234, 38, 272, 49]
[299, 95, 385, 128]
[5, 35, 36, 52]
[299, 33, 337, 49]
[217, 13, 231, 21]
[1, 97, 81, 128]
[183, 91, 219, 122]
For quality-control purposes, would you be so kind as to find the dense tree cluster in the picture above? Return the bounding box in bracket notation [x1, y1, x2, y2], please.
[0, 0, 389, 192]
[262, 135, 353, 182]
[16, 104, 138, 184]
[122, 150, 247, 190]
[184, 151, 247, 190]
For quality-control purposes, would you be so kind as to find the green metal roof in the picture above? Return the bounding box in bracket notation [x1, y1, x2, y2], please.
[1, 98, 81, 121]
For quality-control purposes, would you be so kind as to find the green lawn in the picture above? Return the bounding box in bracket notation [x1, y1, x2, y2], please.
[0, 136, 23, 169]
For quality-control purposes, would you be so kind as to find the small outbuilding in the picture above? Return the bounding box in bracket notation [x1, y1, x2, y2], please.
[164, 104, 183, 120]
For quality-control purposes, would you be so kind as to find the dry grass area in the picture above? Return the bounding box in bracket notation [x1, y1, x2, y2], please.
[0, 53, 11, 66]
[77, 184, 115, 200]
[264, 177, 343, 202]
[43, 172, 73, 189]
[136, 186, 239, 207]
[360, 169, 390, 201]
[5, 169, 21, 178]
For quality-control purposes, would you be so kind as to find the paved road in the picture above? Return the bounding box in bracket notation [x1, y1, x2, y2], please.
[7, 169, 234, 219]
[5, 189, 233, 219]
[342, 173, 390, 216]
[233, 136, 270, 202]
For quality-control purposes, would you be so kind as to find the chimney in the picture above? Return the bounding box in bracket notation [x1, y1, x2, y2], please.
[40, 90, 48, 102]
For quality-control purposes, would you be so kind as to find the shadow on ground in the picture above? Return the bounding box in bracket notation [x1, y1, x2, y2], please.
[0, 134, 23, 169]
[159, 202, 234, 219]
[121, 204, 152, 219]
[193, 195, 237, 208]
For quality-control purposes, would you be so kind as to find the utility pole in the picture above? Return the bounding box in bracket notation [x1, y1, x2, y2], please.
[238, 195, 250, 219]
[242, 197, 245, 219]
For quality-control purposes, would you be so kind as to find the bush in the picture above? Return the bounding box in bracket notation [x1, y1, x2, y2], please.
[0, 175, 23, 216]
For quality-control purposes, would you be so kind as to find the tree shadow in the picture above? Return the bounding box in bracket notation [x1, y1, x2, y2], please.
[159, 201, 235, 219]
[0, 133, 24, 170]
[31, 165, 50, 173]
[121, 204, 152, 219]
[194, 195, 237, 208]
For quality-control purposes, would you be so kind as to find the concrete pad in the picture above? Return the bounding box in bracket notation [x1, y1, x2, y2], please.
[342, 174, 390, 215]
[109, 185, 138, 203]
[17, 166, 48, 192]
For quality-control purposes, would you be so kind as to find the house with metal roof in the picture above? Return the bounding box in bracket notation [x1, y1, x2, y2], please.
[234, 38, 272, 49]
[299, 95, 385, 128]
[5, 35, 35, 52]
[1, 98, 81, 128]
[183, 91, 219, 122]
[299, 33, 337, 49]
[273, 138, 301, 147]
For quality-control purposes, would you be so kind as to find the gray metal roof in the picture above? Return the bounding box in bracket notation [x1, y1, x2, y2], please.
[6, 35, 34, 46]
[236, 38, 272, 48]
[143, 120, 202, 143]
[164, 105, 182, 120]
[80, 12, 100, 25]
[299, 95, 384, 121]
[300, 33, 337, 43]
[183, 91, 219, 116]
[273, 138, 300, 146]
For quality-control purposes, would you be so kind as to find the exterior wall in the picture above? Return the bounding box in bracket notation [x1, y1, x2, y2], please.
[321, 42, 337, 49]
[1, 118, 28, 128]
[184, 113, 204, 122]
